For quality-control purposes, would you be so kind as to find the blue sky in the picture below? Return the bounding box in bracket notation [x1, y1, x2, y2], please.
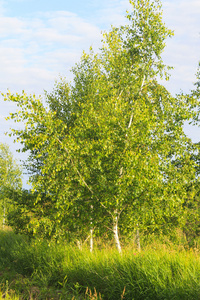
[0, 0, 200, 187]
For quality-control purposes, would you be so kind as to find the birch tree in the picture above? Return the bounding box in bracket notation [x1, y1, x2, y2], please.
[2, 0, 199, 249]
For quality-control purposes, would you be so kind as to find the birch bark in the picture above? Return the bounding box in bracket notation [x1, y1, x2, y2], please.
[90, 205, 94, 252]
[113, 212, 122, 253]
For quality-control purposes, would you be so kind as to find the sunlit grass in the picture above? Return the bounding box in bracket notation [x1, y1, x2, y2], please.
[0, 231, 200, 299]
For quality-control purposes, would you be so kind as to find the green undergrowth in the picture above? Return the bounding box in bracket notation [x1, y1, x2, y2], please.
[0, 231, 200, 299]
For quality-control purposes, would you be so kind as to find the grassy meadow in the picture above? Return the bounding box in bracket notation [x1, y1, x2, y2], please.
[0, 230, 200, 299]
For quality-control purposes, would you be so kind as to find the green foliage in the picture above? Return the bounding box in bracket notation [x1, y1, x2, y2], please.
[1, 0, 200, 243]
[181, 142, 200, 245]
[6, 189, 37, 237]
[0, 143, 22, 228]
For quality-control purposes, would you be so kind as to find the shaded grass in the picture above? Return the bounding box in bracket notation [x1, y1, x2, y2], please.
[0, 231, 200, 299]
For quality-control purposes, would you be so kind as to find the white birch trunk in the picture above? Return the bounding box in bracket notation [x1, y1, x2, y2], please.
[90, 227, 93, 253]
[136, 224, 141, 252]
[90, 205, 93, 252]
[113, 214, 122, 253]
[77, 240, 82, 250]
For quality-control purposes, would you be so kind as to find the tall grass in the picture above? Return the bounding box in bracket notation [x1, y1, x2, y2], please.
[0, 231, 200, 299]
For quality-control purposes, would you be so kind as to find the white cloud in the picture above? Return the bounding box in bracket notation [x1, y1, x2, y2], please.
[0, 16, 28, 37]
[163, 0, 200, 37]
[0, 9, 103, 96]
[33, 28, 82, 45]
[0, 0, 6, 16]
[161, 0, 200, 93]
[93, 0, 130, 27]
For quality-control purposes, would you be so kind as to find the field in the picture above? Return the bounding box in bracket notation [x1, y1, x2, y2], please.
[0, 230, 200, 299]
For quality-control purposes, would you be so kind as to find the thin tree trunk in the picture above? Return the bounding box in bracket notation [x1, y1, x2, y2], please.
[90, 227, 93, 253]
[136, 224, 141, 252]
[90, 205, 93, 252]
[77, 240, 82, 250]
[3, 205, 5, 230]
[113, 213, 122, 253]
